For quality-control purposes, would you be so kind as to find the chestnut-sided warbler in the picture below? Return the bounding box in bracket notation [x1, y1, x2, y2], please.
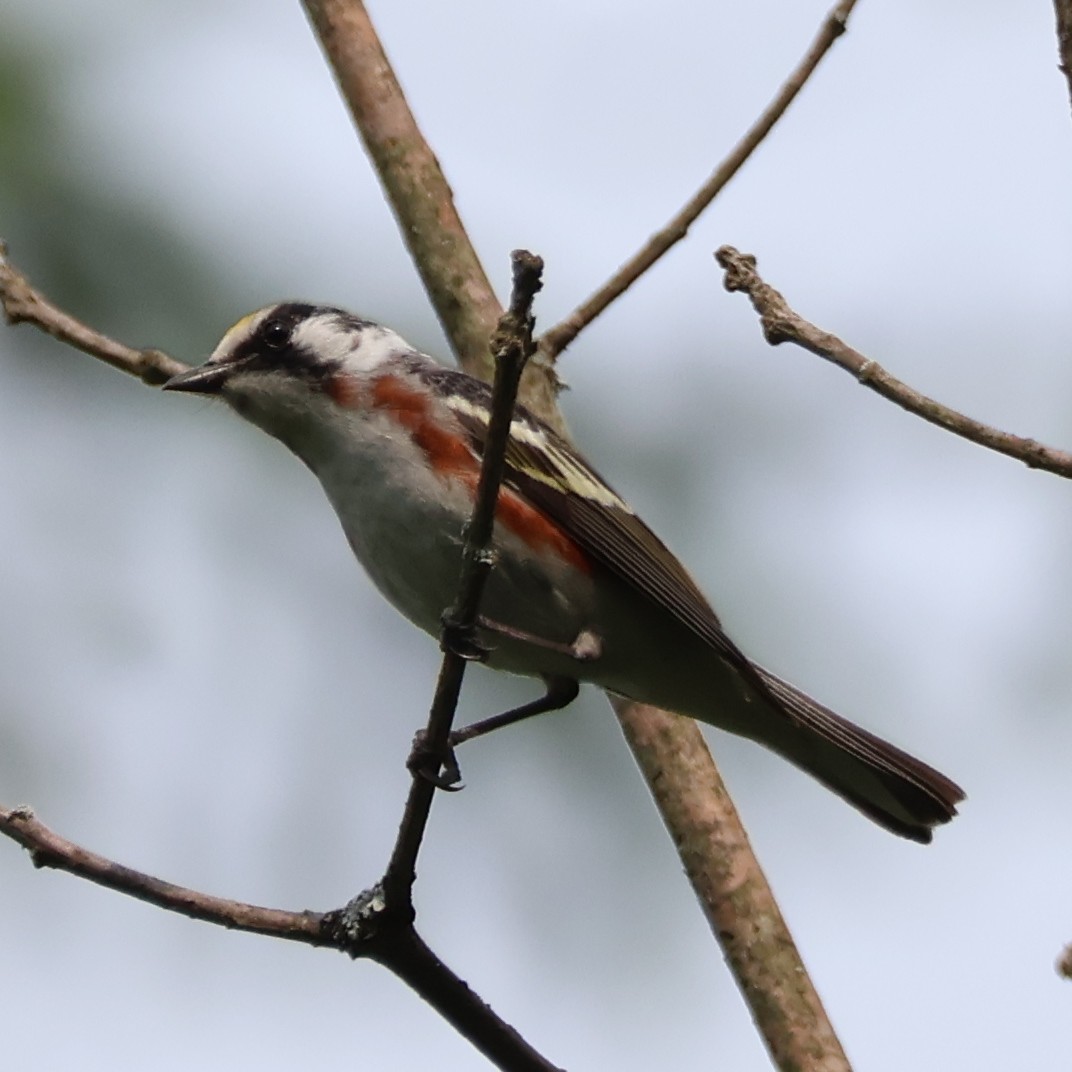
[164, 302, 963, 842]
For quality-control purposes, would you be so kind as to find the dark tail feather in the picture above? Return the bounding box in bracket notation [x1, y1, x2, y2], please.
[754, 667, 965, 843]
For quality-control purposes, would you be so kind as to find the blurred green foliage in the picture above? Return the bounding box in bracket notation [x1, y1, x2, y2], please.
[0, 33, 233, 357]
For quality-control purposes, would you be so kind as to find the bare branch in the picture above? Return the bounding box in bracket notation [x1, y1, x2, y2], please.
[0, 243, 187, 384]
[1055, 0, 1072, 115]
[613, 700, 852, 1070]
[538, 0, 859, 361]
[716, 245, 1072, 479]
[358, 926, 565, 1072]
[384, 251, 544, 906]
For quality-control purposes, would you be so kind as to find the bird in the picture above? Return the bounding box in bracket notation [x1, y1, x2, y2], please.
[164, 301, 964, 842]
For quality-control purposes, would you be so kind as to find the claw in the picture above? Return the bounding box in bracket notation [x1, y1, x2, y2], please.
[439, 614, 490, 662]
[407, 729, 465, 791]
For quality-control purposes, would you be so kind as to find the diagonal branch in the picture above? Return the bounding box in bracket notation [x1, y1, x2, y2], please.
[538, 0, 859, 361]
[716, 245, 1072, 479]
[0, 806, 324, 942]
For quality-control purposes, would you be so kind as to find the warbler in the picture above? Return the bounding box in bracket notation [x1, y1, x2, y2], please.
[164, 302, 964, 842]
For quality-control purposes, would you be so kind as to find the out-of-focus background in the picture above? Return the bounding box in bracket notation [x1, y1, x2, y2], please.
[2, 2, 1070, 1069]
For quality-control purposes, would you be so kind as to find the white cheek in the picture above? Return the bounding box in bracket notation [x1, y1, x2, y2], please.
[291, 319, 412, 374]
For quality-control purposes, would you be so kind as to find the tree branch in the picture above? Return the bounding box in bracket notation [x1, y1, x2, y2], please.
[716, 245, 1072, 479]
[0, 805, 325, 943]
[299, 0, 568, 432]
[538, 0, 859, 361]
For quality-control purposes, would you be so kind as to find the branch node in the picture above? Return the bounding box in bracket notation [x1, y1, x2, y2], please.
[323, 883, 394, 956]
[716, 245, 757, 292]
[761, 313, 793, 346]
[828, 0, 854, 37]
[856, 358, 877, 384]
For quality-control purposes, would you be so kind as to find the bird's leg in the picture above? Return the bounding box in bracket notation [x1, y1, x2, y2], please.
[409, 675, 580, 789]
[451, 675, 580, 747]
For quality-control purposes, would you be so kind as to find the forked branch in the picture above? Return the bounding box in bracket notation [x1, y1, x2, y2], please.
[716, 245, 1072, 479]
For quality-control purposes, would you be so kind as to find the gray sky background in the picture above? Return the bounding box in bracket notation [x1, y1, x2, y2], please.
[2, 2, 1071, 1070]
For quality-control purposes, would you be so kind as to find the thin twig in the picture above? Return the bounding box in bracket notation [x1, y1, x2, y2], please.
[362, 927, 563, 1072]
[383, 251, 544, 906]
[0, 244, 187, 384]
[1055, 0, 1072, 115]
[538, 0, 859, 361]
[715, 246, 1072, 479]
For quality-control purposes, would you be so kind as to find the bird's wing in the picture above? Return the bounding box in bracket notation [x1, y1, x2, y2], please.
[434, 370, 763, 681]
[432, 370, 965, 842]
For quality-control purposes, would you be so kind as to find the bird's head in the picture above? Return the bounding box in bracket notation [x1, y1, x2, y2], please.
[164, 302, 417, 454]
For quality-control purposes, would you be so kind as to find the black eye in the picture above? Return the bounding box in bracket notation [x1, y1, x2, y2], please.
[262, 318, 290, 350]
